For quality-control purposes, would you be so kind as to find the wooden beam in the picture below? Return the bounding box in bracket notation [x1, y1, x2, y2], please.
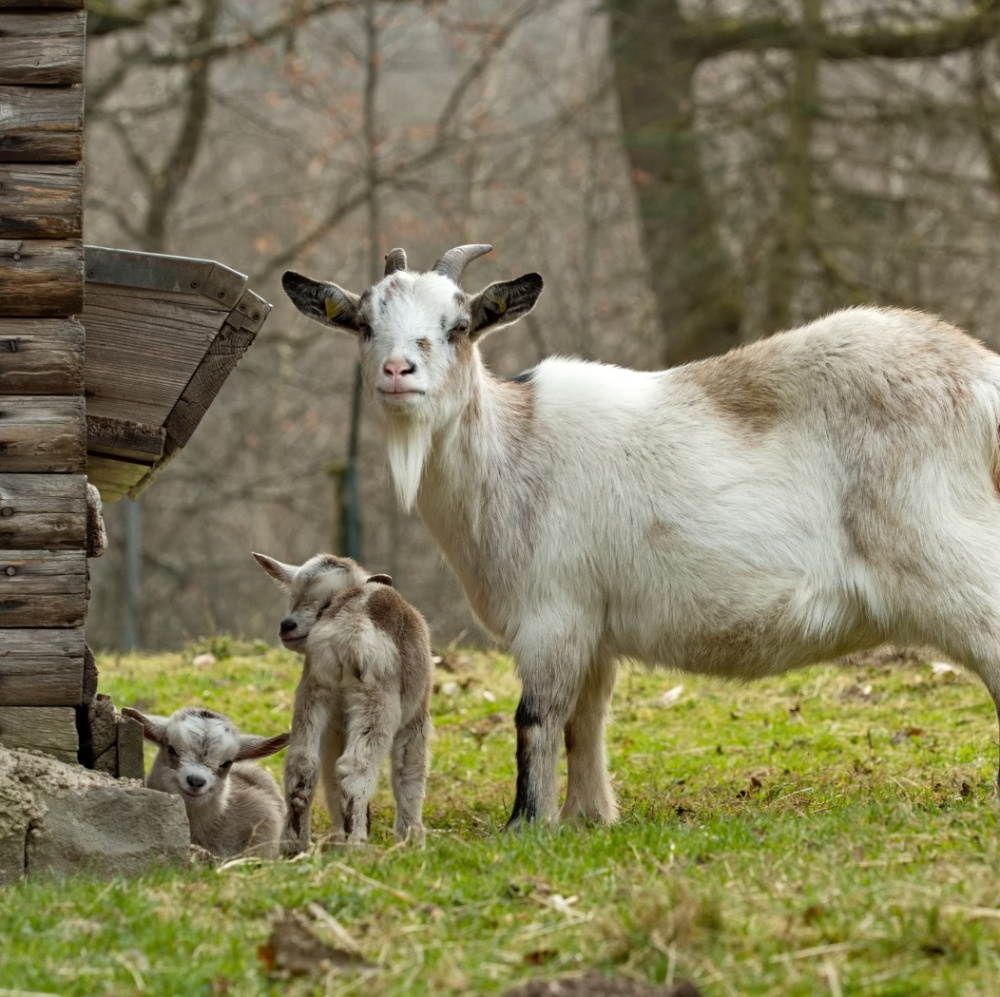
[0, 395, 85, 472]
[0, 239, 83, 315]
[0, 317, 84, 394]
[87, 414, 165, 463]
[0, 85, 83, 163]
[0, 549, 86, 627]
[0, 164, 83, 240]
[85, 454, 151, 505]
[0, 472, 86, 549]
[0, 628, 84, 706]
[0, 12, 86, 86]
[1, 1, 83, 9]
[0, 705, 77, 763]
[164, 288, 270, 448]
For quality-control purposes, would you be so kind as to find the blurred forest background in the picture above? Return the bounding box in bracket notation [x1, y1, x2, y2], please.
[84, 0, 1000, 650]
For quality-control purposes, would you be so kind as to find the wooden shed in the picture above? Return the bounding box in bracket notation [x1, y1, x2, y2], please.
[0, 2, 270, 774]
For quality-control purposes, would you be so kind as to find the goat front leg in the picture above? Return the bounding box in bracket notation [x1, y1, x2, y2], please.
[560, 652, 619, 824]
[507, 628, 592, 829]
[390, 711, 431, 844]
[337, 683, 402, 844]
[282, 683, 332, 855]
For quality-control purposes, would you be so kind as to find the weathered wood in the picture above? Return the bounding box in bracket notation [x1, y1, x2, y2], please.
[0, 1, 83, 9]
[83, 284, 226, 426]
[118, 713, 146, 781]
[0, 705, 77, 762]
[85, 455, 150, 505]
[0, 240, 82, 315]
[0, 164, 83, 239]
[0, 626, 84, 706]
[85, 483, 106, 558]
[0, 85, 82, 163]
[87, 414, 165, 463]
[85, 246, 247, 311]
[0, 12, 86, 86]
[0, 317, 84, 394]
[165, 289, 270, 448]
[0, 549, 86, 627]
[0, 472, 86, 549]
[0, 395, 85, 472]
[82, 642, 97, 701]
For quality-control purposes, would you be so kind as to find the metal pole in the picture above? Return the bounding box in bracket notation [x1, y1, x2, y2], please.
[123, 497, 142, 650]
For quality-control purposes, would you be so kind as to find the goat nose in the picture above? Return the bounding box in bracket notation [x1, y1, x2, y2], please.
[383, 358, 415, 378]
[279, 617, 297, 634]
[186, 774, 206, 789]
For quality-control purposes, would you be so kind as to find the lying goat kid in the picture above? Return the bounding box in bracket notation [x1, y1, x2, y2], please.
[254, 552, 432, 849]
[123, 706, 289, 858]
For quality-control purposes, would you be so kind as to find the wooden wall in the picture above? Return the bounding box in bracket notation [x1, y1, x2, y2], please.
[0, 0, 89, 763]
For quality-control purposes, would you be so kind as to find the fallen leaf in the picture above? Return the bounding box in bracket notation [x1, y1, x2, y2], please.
[890, 727, 925, 744]
[259, 909, 376, 979]
[523, 949, 558, 966]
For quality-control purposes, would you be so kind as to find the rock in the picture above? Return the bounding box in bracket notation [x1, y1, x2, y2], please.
[0, 745, 189, 884]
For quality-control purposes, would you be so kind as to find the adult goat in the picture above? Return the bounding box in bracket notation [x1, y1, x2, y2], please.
[283, 244, 1000, 826]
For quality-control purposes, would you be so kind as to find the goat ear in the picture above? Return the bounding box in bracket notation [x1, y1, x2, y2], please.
[281, 271, 365, 335]
[121, 707, 169, 746]
[367, 573, 393, 586]
[235, 732, 291, 761]
[252, 552, 297, 589]
[468, 273, 543, 342]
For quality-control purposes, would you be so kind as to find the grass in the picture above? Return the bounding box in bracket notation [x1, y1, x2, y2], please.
[3, 640, 1000, 996]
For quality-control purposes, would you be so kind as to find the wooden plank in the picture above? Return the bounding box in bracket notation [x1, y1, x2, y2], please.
[85, 245, 247, 310]
[0, 239, 82, 315]
[0, 12, 86, 86]
[0, 626, 84, 705]
[87, 414, 165, 463]
[118, 713, 145, 780]
[164, 289, 270, 448]
[0, 317, 84, 394]
[1, 1, 83, 10]
[82, 283, 221, 425]
[0, 395, 85, 472]
[0, 705, 77, 762]
[0, 164, 83, 239]
[0, 548, 86, 627]
[0, 85, 82, 163]
[0, 472, 86, 549]
[86, 454, 150, 505]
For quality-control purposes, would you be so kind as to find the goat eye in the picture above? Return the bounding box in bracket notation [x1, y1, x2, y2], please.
[451, 320, 470, 337]
[357, 318, 371, 339]
[167, 745, 178, 758]
[220, 760, 233, 772]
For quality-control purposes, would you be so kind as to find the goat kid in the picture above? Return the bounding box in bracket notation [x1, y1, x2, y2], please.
[282, 244, 1000, 828]
[254, 552, 432, 850]
[122, 706, 289, 858]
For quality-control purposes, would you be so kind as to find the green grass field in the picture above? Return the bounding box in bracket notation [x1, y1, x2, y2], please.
[3, 640, 1000, 996]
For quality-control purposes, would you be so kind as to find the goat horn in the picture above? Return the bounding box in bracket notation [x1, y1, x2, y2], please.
[431, 244, 493, 284]
[384, 248, 407, 276]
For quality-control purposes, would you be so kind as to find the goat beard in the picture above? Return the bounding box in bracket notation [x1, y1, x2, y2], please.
[383, 420, 433, 512]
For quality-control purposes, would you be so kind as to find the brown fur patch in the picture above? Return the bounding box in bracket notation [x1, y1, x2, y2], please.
[674, 347, 784, 434]
[417, 337, 432, 358]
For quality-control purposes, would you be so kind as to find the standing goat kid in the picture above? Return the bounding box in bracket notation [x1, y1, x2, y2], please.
[282, 244, 1000, 827]
[122, 706, 289, 858]
[254, 552, 432, 850]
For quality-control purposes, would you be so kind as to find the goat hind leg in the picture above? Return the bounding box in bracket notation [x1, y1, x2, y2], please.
[337, 688, 401, 844]
[390, 712, 431, 844]
[560, 653, 619, 824]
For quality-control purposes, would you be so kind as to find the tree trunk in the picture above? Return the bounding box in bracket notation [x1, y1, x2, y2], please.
[607, 0, 743, 366]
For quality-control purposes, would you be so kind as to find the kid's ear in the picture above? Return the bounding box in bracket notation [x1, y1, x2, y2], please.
[121, 707, 169, 746]
[281, 271, 366, 335]
[468, 273, 543, 342]
[252, 552, 297, 589]
[367, 573, 393, 586]
[235, 732, 291, 761]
